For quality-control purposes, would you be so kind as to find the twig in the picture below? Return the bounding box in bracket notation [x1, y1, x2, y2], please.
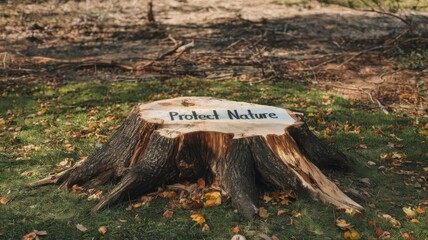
[360, 88, 389, 114]
[339, 45, 384, 67]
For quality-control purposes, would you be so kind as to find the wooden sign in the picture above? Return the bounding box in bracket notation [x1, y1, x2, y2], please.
[32, 97, 362, 220]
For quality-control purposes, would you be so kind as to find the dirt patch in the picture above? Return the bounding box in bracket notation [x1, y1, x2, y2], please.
[1, 0, 427, 116]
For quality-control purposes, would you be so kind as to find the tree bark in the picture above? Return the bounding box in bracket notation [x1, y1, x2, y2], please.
[31, 97, 363, 219]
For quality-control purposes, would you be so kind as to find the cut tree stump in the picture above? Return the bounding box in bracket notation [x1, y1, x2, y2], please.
[31, 97, 363, 219]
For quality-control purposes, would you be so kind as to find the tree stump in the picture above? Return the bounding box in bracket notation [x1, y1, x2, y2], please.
[32, 97, 363, 219]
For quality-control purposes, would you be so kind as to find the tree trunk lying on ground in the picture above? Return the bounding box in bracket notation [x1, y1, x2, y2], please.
[31, 97, 363, 219]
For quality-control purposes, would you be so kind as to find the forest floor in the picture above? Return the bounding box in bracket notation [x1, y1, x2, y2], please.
[0, 0, 427, 239]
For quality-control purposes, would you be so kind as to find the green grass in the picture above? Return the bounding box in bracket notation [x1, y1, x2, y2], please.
[0, 79, 427, 239]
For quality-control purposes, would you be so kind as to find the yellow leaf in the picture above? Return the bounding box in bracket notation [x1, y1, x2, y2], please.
[0, 118, 4, 126]
[344, 228, 361, 240]
[415, 207, 425, 214]
[191, 212, 205, 225]
[292, 210, 302, 218]
[204, 198, 221, 207]
[203, 191, 221, 199]
[203, 191, 221, 207]
[418, 130, 428, 136]
[263, 195, 273, 203]
[409, 218, 419, 223]
[380, 214, 401, 228]
[258, 207, 269, 219]
[336, 219, 352, 230]
[403, 207, 416, 217]
[392, 152, 406, 159]
[159, 191, 176, 198]
[37, 107, 47, 116]
[132, 202, 145, 208]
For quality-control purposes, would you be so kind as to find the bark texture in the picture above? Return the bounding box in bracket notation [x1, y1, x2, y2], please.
[32, 97, 363, 219]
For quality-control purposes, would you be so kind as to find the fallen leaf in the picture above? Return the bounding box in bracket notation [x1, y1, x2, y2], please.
[76, 224, 88, 232]
[0, 197, 9, 204]
[380, 213, 401, 228]
[258, 207, 269, 219]
[292, 210, 302, 218]
[359, 144, 368, 149]
[374, 227, 384, 238]
[159, 191, 176, 198]
[336, 219, 352, 230]
[262, 195, 273, 203]
[231, 225, 241, 234]
[202, 223, 210, 232]
[134, 214, 141, 223]
[343, 228, 361, 240]
[415, 207, 425, 214]
[191, 212, 205, 225]
[132, 202, 146, 208]
[367, 161, 376, 166]
[379, 231, 390, 239]
[87, 190, 102, 201]
[71, 184, 84, 193]
[98, 226, 107, 235]
[403, 207, 416, 217]
[409, 218, 419, 223]
[163, 209, 174, 218]
[277, 210, 287, 216]
[197, 178, 206, 189]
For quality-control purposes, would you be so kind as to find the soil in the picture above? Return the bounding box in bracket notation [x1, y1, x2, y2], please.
[1, 0, 427, 116]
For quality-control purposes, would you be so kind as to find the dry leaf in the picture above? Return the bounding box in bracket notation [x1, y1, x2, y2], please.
[159, 191, 176, 198]
[76, 224, 88, 232]
[336, 219, 352, 230]
[139, 195, 154, 202]
[409, 218, 419, 223]
[191, 212, 205, 225]
[367, 161, 376, 166]
[71, 184, 84, 193]
[402, 207, 416, 217]
[415, 207, 425, 214]
[343, 228, 361, 240]
[359, 144, 367, 149]
[203, 191, 221, 207]
[379, 231, 390, 239]
[277, 210, 287, 216]
[98, 226, 107, 235]
[163, 209, 174, 218]
[258, 207, 269, 219]
[202, 223, 210, 232]
[380, 214, 401, 228]
[0, 197, 9, 204]
[292, 210, 302, 218]
[197, 178, 206, 189]
[231, 225, 241, 234]
[262, 195, 273, 203]
[132, 202, 145, 208]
